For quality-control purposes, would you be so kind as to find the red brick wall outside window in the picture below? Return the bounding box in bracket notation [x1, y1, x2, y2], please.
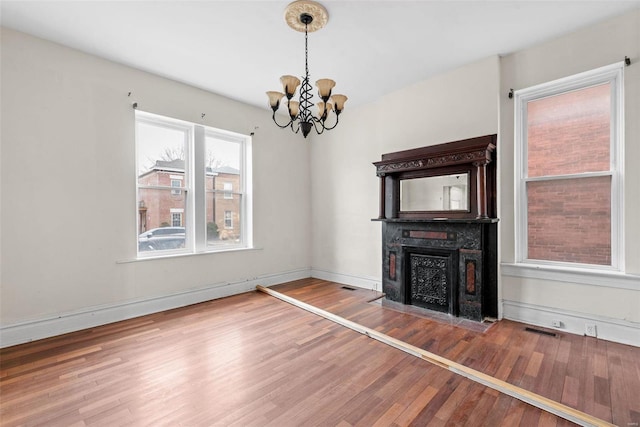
[526, 83, 611, 265]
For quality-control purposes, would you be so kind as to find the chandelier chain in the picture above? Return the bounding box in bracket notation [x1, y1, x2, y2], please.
[305, 24, 309, 78]
[298, 24, 313, 124]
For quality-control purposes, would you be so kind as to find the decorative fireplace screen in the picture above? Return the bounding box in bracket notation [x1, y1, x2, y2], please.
[407, 249, 457, 315]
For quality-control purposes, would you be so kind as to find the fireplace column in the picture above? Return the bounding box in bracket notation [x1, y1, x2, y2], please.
[378, 175, 386, 219]
[474, 160, 489, 219]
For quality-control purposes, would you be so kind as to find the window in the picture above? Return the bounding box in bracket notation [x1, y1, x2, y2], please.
[223, 182, 233, 199]
[136, 111, 252, 255]
[514, 63, 624, 270]
[171, 211, 183, 227]
[224, 210, 233, 229]
[171, 177, 182, 195]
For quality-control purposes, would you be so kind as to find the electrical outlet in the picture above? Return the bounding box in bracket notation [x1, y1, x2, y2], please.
[551, 320, 562, 328]
[585, 324, 597, 337]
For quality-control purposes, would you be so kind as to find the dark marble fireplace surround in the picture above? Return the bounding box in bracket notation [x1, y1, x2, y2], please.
[373, 135, 498, 322]
[381, 219, 497, 321]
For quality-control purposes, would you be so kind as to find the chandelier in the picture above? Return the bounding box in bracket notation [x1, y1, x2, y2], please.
[266, 0, 347, 139]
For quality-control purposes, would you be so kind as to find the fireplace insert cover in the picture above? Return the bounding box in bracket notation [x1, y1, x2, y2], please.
[406, 248, 458, 315]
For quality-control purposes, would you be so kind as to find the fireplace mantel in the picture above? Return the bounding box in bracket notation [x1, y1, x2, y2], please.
[374, 218, 499, 224]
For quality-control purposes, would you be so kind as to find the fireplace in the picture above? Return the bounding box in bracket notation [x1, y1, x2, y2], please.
[373, 135, 498, 321]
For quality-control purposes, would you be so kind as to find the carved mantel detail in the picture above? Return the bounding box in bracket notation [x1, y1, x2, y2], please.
[375, 150, 491, 175]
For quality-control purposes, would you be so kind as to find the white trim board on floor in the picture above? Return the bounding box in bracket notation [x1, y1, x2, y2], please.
[0, 268, 311, 348]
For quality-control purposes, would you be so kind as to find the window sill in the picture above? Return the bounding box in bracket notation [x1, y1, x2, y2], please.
[501, 262, 640, 290]
[117, 246, 262, 264]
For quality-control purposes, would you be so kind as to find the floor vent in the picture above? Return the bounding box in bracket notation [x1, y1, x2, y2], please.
[341, 286, 357, 291]
[525, 327, 557, 337]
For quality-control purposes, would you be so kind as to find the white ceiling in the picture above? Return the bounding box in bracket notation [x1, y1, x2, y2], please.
[2, 1, 638, 110]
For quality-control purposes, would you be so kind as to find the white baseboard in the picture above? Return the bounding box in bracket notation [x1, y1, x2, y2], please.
[0, 268, 311, 348]
[502, 299, 639, 347]
[311, 269, 382, 292]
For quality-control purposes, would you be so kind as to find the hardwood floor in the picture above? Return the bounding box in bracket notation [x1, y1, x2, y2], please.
[1, 278, 638, 426]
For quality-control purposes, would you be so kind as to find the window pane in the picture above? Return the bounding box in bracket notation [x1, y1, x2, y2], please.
[205, 135, 241, 186]
[138, 188, 186, 252]
[527, 83, 610, 177]
[527, 176, 611, 265]
[205, 134, 242, 248]
[171, 179, 183, 195]
[223, 182, 233, 199]
[205, 192, 242, 246]
[137, 121, 187, 182]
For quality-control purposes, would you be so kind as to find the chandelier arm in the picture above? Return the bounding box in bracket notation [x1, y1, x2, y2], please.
[271, 111, 294, 129]
[320, 113, 340, 131]
[309, 116, 326, 135]
[290, 119, 302, 134]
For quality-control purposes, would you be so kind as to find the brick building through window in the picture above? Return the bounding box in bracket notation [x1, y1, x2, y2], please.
[138, 159, 241, 241]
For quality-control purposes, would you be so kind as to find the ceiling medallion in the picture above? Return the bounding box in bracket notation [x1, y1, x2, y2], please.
[284, 0, 328, 33]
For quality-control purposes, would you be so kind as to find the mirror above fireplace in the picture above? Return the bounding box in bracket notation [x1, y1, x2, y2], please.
[400, 172, 470, 212]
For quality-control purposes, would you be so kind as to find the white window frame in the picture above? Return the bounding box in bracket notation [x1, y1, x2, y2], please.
[136, 111, 252, 257]
[513, 62, 624, 273]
